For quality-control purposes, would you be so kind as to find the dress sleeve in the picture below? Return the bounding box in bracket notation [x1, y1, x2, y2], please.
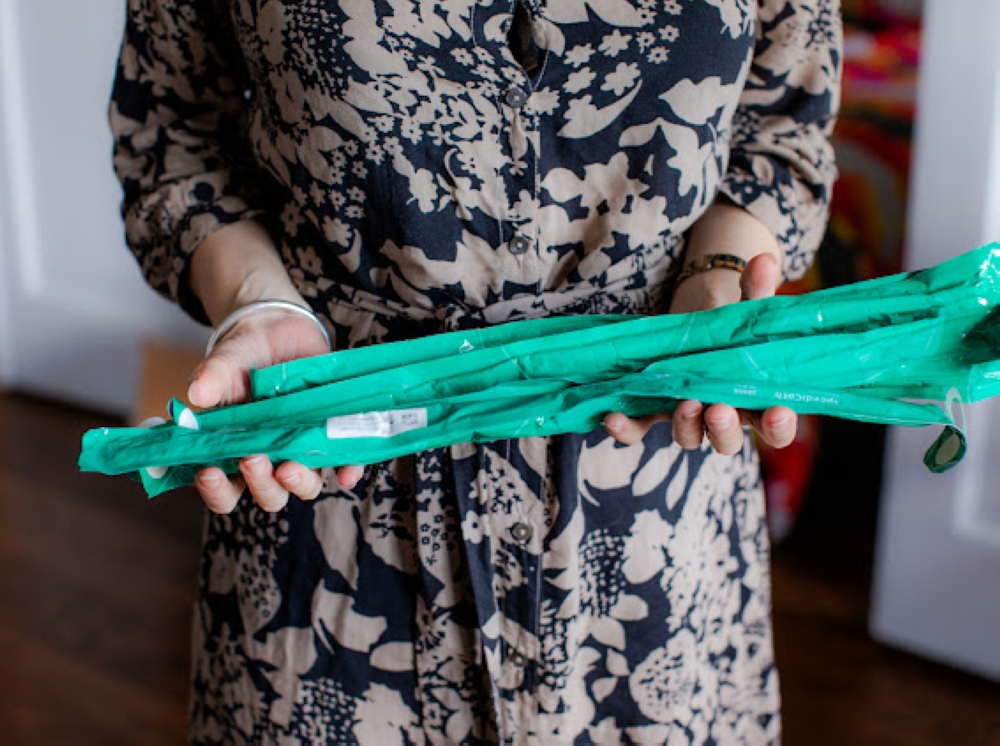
[719, 0, 843, 281]
[109, 0, 269, 322]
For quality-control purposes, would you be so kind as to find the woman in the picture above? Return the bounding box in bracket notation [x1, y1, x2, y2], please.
[111, 0, 840, 742]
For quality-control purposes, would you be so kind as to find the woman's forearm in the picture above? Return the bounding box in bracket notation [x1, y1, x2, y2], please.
[188, 220, 305, 326]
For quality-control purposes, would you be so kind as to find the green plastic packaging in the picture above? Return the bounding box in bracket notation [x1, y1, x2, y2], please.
[79, 244, 1000, 497]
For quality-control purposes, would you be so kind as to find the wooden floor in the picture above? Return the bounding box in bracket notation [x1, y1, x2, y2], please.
[771, 419, 1000, 745]
[1, 392, 997, 744]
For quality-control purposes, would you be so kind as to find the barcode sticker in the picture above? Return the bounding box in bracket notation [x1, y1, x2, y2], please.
[326, 409, 428, 439]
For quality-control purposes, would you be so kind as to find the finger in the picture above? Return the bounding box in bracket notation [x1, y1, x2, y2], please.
[757, 406, 798, 449]
[188, 353, 244, 409]
[672, 400, 705, 450]
[604, 411, 669, 446]
[336, 465, 365, 489]
[740, 253, 782, 302]
[275, 461, 325, 501]
[703, 403, 744, 456]
[196, 467, 245, 514]
[240, 455, 290, 512]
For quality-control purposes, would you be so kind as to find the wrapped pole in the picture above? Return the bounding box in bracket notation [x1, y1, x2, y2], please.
[79, 244, 1000, 497]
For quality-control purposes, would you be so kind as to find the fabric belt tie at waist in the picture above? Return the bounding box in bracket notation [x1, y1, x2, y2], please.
[314, 254, 675, 335]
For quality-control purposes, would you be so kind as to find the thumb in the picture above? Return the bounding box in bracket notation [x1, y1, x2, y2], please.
[740, 253, 782, 302]
[188, 353, 245, 409]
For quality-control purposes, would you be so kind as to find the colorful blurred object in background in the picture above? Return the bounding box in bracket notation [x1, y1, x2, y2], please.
[761, 0, 922, 541]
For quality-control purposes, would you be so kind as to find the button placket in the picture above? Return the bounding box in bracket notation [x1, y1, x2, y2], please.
[497, 513, 541, 695]
[498, 624, 531, 691]
[508, 234, 532, 255]
[508, 649, 528, 667]
[498, 69, 540, 278]
[510, 521, 533, 544]
[505, 84, 530, 109]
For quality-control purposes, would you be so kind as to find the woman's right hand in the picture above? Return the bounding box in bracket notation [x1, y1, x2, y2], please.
[187, 305, 365, 513]
[184, 220, 365, 513]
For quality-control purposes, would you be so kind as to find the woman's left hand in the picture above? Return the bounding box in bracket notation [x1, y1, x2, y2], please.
[604, 253, 797, 455]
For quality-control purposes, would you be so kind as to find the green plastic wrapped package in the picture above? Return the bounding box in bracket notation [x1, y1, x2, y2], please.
[79, 243, 1000, 497]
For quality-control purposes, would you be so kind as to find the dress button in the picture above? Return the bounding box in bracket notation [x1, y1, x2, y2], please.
[508, 650, 528, 667]
[510, 522, 533, 544]
[505, 85, 529, 109]
[509, 234, 532, 255]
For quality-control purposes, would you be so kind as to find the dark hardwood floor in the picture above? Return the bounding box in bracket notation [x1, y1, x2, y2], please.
[771, 419, 1000, 745]
[0, 392, 203, 743]
[1, 392, 997, 744]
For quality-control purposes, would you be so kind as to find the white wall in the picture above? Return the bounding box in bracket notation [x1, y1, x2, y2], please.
[0, 0, 207, 415]
[870, 0, 1000, 681]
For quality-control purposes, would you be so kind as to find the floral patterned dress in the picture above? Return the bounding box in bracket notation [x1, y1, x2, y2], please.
[110, 0, 840, 743]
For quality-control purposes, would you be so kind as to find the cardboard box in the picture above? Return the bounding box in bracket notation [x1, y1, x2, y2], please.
[132, 340, 205, 426]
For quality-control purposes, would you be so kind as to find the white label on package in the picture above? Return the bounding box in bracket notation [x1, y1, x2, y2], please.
[326, 409, 428, 439]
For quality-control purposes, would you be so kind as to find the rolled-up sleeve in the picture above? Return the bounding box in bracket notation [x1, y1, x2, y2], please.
[720, 0, 843, 281]
[110, 0, 268, 322]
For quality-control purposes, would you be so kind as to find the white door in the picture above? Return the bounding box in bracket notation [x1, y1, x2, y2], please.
[871, 0, 1000, 681]
[0, 0, 207, 417]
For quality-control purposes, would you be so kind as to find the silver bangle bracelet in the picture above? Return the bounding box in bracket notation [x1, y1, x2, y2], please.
[205, 299, 332, 356]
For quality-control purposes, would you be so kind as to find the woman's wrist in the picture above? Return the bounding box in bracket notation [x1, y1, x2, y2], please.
[189, 220, 305, 326]
[673, 253, 747, 288]
[683, 198, 782, 274]
[205, 299, 331, 355]
[670, 265, 742, 312]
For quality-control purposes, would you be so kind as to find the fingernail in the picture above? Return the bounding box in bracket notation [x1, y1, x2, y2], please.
[198, 472, 220, 487]
[704, 412, 730, 428]
[244, 456, 266, 473]
[283, 471, 300, 486]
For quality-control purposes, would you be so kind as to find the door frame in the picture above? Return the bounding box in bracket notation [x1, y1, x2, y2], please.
[870, 0, 1000, 681]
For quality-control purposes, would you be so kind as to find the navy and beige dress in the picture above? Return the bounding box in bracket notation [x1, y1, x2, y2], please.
[111, 0, 840, 742]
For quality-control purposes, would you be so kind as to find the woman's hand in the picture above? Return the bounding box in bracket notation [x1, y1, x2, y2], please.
[605, 253, 798, 455]
[185, 221, 363, 514]
[187, 307, 365, 513]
